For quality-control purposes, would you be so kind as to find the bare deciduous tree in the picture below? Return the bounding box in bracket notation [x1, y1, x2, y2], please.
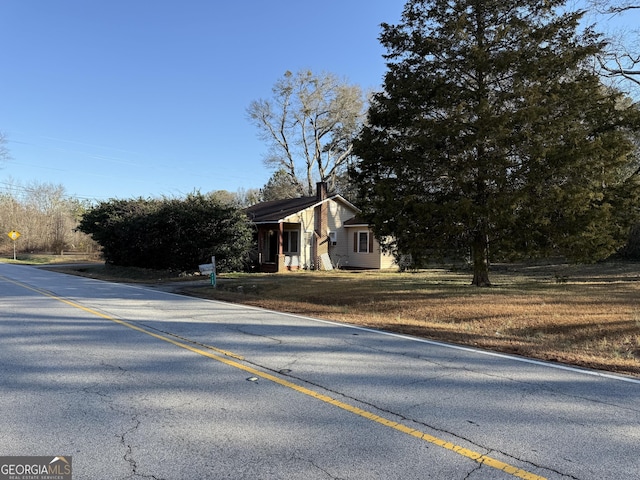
[589, 0, 640, 89]
[248, 70, 366, 196]
[0, 131, 11, 165]
[0, 180, 96, 255]
[591, 0, 639, 14]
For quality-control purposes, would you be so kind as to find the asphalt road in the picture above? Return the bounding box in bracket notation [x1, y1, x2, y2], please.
[1, 263, 638, 480]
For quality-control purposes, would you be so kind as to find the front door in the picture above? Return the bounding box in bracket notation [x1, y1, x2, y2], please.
[266, 229, 278, 263]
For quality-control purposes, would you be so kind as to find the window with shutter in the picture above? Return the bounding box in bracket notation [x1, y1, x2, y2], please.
[356, 231, 370, 253]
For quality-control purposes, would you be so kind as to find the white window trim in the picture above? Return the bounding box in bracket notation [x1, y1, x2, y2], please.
[357, 230, 370, 253]
[283, 229, 300, 254]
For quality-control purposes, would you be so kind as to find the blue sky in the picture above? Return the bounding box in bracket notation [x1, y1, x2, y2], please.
[1, 2, 638, 203]
[0, 1, 404, 201]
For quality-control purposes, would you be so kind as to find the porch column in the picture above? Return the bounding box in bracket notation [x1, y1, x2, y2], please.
[277, 222, 286, 272]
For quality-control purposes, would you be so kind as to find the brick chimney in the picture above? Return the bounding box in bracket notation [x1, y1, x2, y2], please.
[316, 181, 328, 202]
[313, 181, 330, 269]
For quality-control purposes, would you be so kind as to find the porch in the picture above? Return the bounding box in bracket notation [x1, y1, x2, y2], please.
[255, 222, 304, 272]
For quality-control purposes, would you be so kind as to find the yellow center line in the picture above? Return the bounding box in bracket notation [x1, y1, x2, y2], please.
[5, 275, 547, 480]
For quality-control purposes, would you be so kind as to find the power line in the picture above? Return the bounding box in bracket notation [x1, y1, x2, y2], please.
[0, 181, 103, 203]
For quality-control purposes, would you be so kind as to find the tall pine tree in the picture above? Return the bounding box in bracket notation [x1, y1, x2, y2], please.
[354, 0, 640, 285]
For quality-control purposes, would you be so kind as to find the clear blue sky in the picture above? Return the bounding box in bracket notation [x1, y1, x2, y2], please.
[0, 1, 404, 201]
[1, 2, 637, 203]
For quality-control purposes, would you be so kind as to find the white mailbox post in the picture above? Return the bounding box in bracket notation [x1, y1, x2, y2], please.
[198, 256, 216, 287]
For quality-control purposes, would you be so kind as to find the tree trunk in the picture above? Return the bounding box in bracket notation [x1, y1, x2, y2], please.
[471, 231, 491, 287]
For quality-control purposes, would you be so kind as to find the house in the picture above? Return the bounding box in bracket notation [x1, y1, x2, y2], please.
[245, 182, 396, 272]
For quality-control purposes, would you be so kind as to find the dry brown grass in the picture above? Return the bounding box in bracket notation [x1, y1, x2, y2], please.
[182, 263, 640, 377]
[44, 261, 640, 377]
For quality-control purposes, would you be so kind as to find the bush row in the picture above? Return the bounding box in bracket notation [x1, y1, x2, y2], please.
[78, 194, 253, 272]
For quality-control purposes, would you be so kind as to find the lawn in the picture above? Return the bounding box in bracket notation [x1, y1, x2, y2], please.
[30, 259, 640, 378]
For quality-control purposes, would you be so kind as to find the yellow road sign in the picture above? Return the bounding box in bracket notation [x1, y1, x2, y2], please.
[8, 230, 20, 241]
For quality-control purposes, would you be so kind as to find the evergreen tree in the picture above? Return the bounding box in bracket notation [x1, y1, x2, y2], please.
[261, 169, 304, 201]
[353, 0, 640, 285]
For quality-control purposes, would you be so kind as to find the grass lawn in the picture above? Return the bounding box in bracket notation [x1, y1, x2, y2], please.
[17, 257, 640, 378]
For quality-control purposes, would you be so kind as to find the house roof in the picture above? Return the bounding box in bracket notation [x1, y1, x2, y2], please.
[343, 215, 370, 227]
[245, 194, 359, 224]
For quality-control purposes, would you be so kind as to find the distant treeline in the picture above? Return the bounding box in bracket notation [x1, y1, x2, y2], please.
[0, 182, 97, 255]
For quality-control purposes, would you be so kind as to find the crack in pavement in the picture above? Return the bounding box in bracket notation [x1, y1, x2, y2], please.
[292, 453, 347, 480]
[117, 415, 169, 480]
[79, 364, 168, 480]
[119, 415, 141, 476]
[463, 461, 484, 480]
[227, 325, 284, 345]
